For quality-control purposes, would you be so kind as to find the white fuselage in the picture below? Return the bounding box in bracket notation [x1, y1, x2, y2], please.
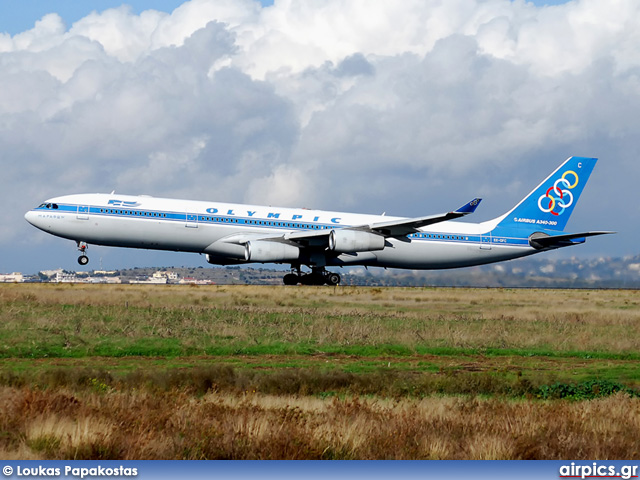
[25, 193, 536, 270]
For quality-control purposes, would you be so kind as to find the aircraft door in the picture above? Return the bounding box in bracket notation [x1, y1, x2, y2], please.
[480, 233, 492, 250]
[186, 213, 198, 228]
[77, 205, 89, 220]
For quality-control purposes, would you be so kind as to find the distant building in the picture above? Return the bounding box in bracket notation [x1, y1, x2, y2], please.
[130, 271, 169, 284]
[40, 269, 64, 278]
[0, 272, 24, 283]
[179, 277, 214, 285]
[45, 270, 122, 284]
[130, 271, 180, 284]
[53, 271, 81, 283]
[130, 277, 166, 284]
[88, 276, 122, 284]
[157, 271, 179, 281]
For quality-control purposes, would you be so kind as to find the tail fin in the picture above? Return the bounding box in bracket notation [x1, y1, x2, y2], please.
[496, 156, 597, 231]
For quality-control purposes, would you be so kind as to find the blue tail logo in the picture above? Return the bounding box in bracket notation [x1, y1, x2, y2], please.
[498, 157, 597, 231]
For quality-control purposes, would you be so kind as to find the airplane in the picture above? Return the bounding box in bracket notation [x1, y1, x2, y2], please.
[25, 156, 612, 285]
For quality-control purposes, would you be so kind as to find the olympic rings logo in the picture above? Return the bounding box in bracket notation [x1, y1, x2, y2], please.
[537, 170, 579, 216]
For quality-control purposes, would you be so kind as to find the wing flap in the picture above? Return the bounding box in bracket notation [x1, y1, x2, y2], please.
[365, 198, 482, 237]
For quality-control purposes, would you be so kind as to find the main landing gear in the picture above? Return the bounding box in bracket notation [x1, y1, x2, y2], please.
[283, 266, 341, 286]
[77, 241, 89, 266]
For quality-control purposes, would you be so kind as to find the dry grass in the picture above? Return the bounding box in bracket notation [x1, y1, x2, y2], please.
[1, 386, 638, 459]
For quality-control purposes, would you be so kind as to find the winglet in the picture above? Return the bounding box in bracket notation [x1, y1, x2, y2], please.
[455, 198, 482, 215]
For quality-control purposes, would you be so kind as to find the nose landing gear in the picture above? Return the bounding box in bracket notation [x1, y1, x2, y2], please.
[77, 241, 89, 265]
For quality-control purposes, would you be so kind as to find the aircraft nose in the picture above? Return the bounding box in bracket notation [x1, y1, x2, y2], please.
[24, 210, 44, 229]
[24, 210, 37, 226]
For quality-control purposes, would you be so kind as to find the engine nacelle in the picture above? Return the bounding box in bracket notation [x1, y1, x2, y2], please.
[329, 230, 385, 253]
[205, 254, 246, 266]
[245, 241, 300, 263]
[204, 241, 246, 261]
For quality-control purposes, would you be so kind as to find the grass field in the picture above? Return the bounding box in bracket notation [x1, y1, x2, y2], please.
[0, 283, 639, 459]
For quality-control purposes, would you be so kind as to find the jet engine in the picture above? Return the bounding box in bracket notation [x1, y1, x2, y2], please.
[205, 254, 246, 266]
[328, 230, 385, 253]
[204, 241, 246, 263]
[245, 240, 300, 263]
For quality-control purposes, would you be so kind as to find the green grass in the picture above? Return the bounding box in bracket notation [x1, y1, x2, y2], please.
[1, 349, 638, 397]
[4, 337, 640, 364]
[1, 283, 639, 397]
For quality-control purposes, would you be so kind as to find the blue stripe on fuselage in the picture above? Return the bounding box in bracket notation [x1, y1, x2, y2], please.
[34, 203, 535, 248]
[36, 203, 339, 231]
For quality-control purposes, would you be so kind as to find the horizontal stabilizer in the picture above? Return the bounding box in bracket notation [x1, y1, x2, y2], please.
[529, 231, 615, 249]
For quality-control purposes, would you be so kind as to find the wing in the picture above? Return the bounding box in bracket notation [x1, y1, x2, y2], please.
[204, 198, 483, 262]
[216, 198, 482, 249]
[359, 197, 482, 237]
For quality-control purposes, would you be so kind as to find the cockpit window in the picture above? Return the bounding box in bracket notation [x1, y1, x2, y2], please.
[52, 204, 58, 209]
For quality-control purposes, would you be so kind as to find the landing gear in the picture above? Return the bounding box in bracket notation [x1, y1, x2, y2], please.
[326, 272, 341, 286]
[77, 241, 89, 266]
[282, 266, 341, 286]
[283, 273, 298, 285]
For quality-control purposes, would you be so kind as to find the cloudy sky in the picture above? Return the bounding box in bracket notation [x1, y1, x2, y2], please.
[1, 0, 636, 274]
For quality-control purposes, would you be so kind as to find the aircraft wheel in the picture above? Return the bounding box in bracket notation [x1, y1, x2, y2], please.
[326, 273, 341, 286]
[283, 273, 298, 285]
[78, 255, 89, 266]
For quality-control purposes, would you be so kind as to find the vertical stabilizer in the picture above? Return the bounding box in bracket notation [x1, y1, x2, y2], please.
[496, 157, 597, 231]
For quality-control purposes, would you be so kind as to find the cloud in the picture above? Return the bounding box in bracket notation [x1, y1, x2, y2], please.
[0, 13, 67, 53]
[2, 0, 639, 271]
[68, 6, 167, 63]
